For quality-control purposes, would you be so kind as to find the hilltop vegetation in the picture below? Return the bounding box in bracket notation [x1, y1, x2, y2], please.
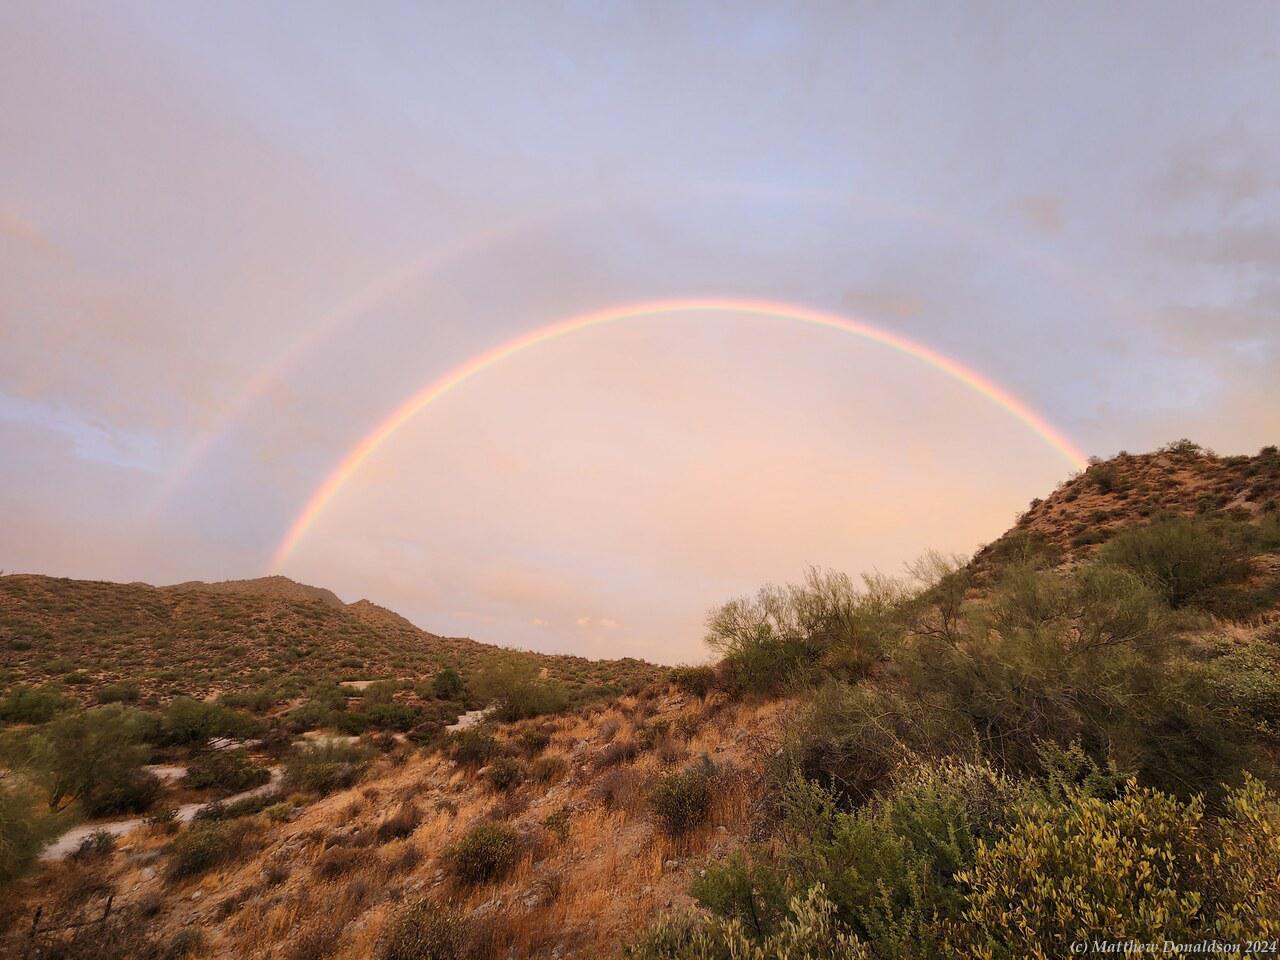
[1, 442, 1278, 959]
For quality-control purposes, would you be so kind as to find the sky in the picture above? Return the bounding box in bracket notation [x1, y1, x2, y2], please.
[2, 2, 1278, 664]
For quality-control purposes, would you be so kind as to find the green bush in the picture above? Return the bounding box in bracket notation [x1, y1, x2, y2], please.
[446, 822, 522, 884]
[669, 665, 716, 698]
[184, 749, 271, 793]
[34, 705, 160, 815]
[284, 741, 372, 794]
[626, 886, 869, 959]
[446, 729, 502, 767]
[0, 780, 59, 885]
[690, 850, 789, 939]
[377, 898, 469, 960]
[0, 684, 71, 724]
[706, 569, 904, 695]
[1101, 517, 1249, 608]
[473, 661, 570, 721]
[486, 756, 524, 792]
[167, 819, 254, 879]
[431, 667, 466, 701]
[650, 766, 714, 836]
[952, 776, 1280, 950]
[96, 682, 140, 704]
[159, 697, 262, 746]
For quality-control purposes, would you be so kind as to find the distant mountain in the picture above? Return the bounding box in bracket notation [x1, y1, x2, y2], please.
[0, 573, 660, 704]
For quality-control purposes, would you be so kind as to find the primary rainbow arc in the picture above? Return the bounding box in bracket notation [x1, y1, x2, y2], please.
[269, 297, 1088, 571]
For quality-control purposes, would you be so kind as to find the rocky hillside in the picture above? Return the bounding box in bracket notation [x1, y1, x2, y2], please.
[0, 575, 660, 706]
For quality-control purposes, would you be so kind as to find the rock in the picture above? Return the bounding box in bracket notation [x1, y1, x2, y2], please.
[190, 891, 202, 901]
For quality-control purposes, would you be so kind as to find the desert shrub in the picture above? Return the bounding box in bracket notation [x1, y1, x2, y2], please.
[446, 729, 501, 767]
[377, 898, 469, 960]
[95, 682, 140, 704]
[952, 776, 1280, 950]
[707, 569, 905, 695]
[431, 667, 466, 701]
[442, 824, 517, 890]
[1101, 517, 1249, 608]
[486, 756, 524, 792]
[446, 822, 522, 885]
[473, 661, 570, 721]
[70, 828, 116, 861]
[669, 665, 716, 698]
[515, 727, 551, 756]
[625, 885, 869, 960]
[0, 684, 71, 724]
[691, 850, 789, 939]
[167, 819, 254, 878]
[650, 766, 714, 836]
[284, 741, 372, 794]
[0, 779, 59, 885]
[34, 705, 161, 815]
[285, 699, 336, 733]
[780, 683, 968, 807]
[159, 697, 261, 746]
[362, 701, 423, 731]
[184, 749, 270, 793]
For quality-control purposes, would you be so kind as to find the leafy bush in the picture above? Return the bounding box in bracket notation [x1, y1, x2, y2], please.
[952, 776, 1280, 950]
[446, 822, 522, 884]
[96, 682, 140, 704]
[650, 766, 714, 836]
[486, 756, 524, 792]
[71, 828, 116, 861]
[184, 749, 270, 793]
[34, 705, 160, 815]
[284, 741, 372, 795]
[626, 885, 870, 959]
[1101, 517, 1249, 608]
[690, 850, 789, 939]
[159, 697, 261, 746]
[706, 569, 904, 695]
[446, 729, 502, 767]
[377, 898, 469, 960]
[167, 819, 255, 879]
[0, 779, 58, 885]
[431, 667, 466, 701]
[0, 684, 70, 724]
[473, 661, 570, 721]
[669, 665, 716, 698]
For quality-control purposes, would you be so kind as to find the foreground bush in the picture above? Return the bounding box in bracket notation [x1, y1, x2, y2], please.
[626, 886, 869, 960]
[0, 780, 59, 885]
[954, 775, 1280, 949]
[669, 665, 716, 698]
[378, 898, 469, 960]
[159, 697, 262, 746]
[284, 741, 372, 794]
[446, 822, 522, 885]
[34, 705, 161, 815]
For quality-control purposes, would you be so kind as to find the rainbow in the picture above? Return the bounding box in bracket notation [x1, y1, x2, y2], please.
[269, 297, 1088, 571]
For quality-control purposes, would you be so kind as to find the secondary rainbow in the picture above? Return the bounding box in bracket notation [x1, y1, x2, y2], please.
[269, 297, 1088, 571]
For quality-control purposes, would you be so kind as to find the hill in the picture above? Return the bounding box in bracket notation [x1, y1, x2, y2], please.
[2, 442, 1278, 959]
[0, 574, 661, 708]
